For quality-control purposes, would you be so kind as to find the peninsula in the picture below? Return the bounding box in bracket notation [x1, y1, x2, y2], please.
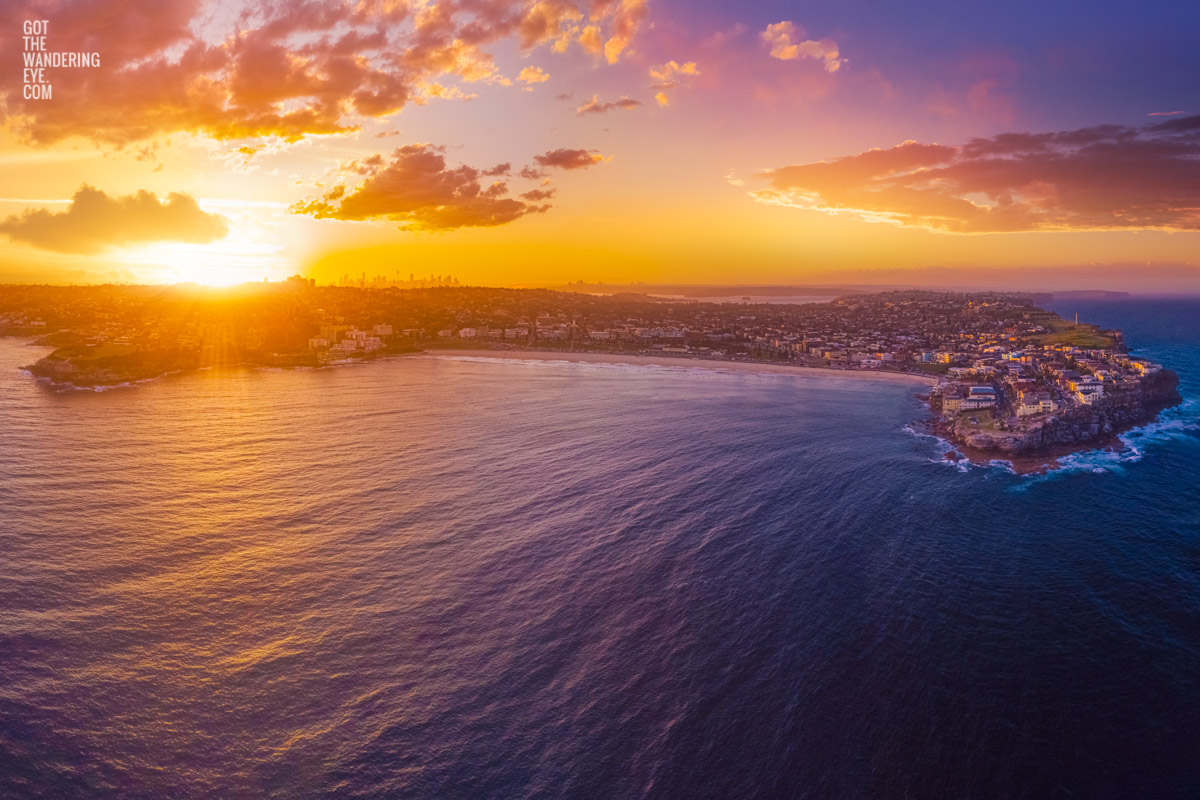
[2, 281, 1180, 465]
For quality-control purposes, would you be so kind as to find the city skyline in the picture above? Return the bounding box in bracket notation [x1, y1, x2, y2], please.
[2, 1, 1199, 290]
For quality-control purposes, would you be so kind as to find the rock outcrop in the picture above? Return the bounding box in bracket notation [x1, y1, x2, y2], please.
[26, 347, 200, 387]
[950, 370, 1181, 455]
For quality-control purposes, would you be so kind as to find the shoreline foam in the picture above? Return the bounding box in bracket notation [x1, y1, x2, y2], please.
[420, 348, 939, 387]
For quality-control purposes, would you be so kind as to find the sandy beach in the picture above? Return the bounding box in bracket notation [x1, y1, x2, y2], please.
[419, 348, 938, 387]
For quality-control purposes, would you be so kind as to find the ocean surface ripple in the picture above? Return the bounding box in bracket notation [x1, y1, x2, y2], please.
[1, 298, 1198, 799]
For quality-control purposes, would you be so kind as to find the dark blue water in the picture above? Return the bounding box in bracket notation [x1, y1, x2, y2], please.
[1, 298, 1198, 799]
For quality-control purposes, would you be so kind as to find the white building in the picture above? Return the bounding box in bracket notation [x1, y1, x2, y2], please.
[1017, 393, 1056, 416]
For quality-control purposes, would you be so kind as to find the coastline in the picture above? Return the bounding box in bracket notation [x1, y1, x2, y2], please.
[13, 337, 1189, 478]
[909, 417, 1130, 475]
[428, 348, 1148, 476]
[419, 348, 939, 387]
[18, 342, 937, 391]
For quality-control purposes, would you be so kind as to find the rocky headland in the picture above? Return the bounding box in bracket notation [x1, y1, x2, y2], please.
[936, 369, 1181, 463]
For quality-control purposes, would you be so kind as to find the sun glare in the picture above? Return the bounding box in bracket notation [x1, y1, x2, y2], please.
[116, 241, 290, 286]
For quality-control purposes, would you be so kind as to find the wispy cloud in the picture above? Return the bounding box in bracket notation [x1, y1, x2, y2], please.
[576, 95, 641, 115]
[760, 21, 840, 72]
[533, 148, 607, 169]
[649, 60, 699, 106]
[602, 0, 649, 64]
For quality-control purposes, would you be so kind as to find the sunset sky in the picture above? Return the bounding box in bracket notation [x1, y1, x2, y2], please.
[2, 0, 1198, 290]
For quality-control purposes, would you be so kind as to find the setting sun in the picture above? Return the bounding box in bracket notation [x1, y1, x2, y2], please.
[115, 240, 289, 286]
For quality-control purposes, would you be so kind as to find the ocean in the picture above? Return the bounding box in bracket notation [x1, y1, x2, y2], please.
[1, 297, 1198, 799]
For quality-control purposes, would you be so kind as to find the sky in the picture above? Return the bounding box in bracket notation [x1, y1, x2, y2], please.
[1, 0, 1199, 291]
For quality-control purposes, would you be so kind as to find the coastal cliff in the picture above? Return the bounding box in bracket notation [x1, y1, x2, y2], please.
[23, 343, 403, 387]
[25, 345, 200, 387]
[946, 370, 1181, 455]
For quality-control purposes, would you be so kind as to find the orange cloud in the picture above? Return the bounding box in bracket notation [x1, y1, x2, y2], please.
[518, 66, 551, 84]
[533, 148, 607, 169]
[578, 24, 603, 55]
[0, 0, 654, 146]
[576, 95, 640, 114]
[0, 185, 228, 254]
[602, 0, 648, 64]
[290, 144, 551, 231]
[760, 21, 840, 72]
[753, 118, 1200, 233]
[649, 59, 699, 106]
